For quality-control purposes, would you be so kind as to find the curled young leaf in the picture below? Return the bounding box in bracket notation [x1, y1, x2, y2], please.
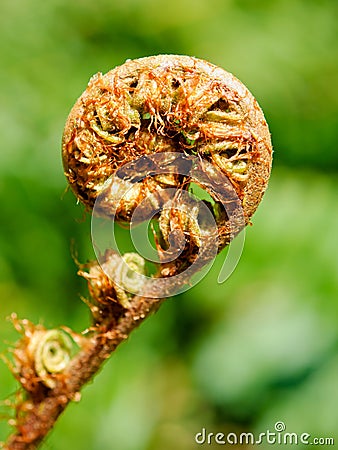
[62, 55, 272, 226]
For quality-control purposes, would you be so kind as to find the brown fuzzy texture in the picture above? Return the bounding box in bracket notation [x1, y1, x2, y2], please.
[62, 54, 272, 224]
[3, 289, 163, 449]
[4, 55, 272, 448]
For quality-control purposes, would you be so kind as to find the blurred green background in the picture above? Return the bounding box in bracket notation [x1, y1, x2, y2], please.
[0, 0, 337, 448]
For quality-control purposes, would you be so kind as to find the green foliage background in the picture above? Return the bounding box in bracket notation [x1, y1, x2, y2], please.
[0, 0, 337, 448]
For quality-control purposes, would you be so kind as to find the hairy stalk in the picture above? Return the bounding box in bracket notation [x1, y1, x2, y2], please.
[4, 292, 164, 449]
